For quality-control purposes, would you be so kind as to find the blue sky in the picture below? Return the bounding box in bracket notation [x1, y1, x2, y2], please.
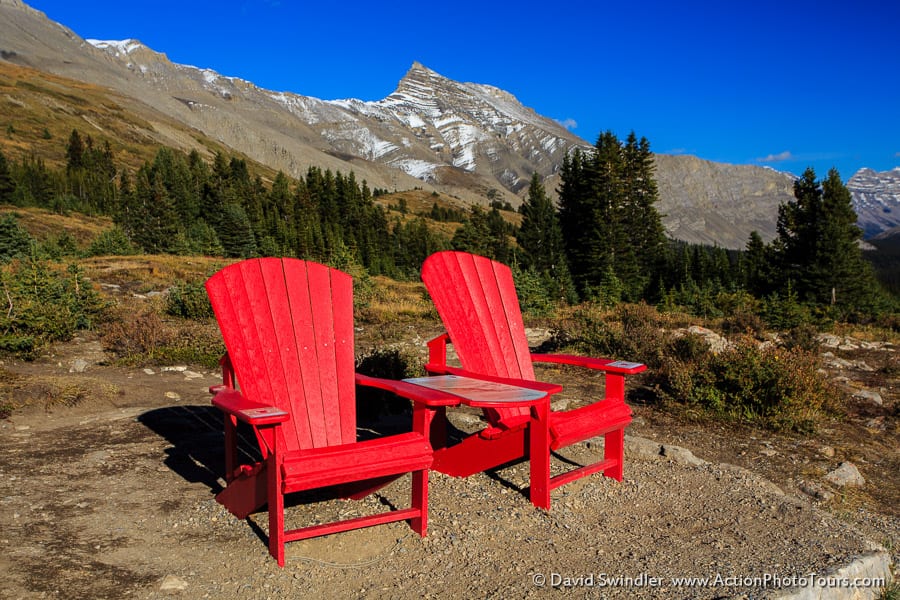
[27, 0, 900, 180]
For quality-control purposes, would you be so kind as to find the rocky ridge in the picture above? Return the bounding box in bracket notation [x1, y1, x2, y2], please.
[848, 167, 900, 239]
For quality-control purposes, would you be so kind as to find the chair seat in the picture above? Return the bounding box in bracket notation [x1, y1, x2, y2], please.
[282, 432, 433, 492]
[548, 400, 632, 450]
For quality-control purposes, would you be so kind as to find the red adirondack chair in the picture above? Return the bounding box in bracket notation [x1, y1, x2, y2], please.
[206, 258, 458, 566]
[421, 251, 646, 509]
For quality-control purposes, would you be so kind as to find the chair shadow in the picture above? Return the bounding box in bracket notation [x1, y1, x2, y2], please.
[483, 450, 586, 499]
[138, 402, 417, 547]
[138, 405, 233, 494]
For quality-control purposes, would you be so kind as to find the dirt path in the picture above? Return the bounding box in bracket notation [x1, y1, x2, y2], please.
[0, 345, 895, 599]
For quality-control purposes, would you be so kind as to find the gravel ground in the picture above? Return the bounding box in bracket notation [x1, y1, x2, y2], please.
[0, 375, 890, 599]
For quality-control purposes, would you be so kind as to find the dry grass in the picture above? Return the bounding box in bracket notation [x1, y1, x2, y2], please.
[80, 255, 229, 291]
[0, 368, 120, 412]
[0, 205, 113, 246]
[361, 276, 434, 322]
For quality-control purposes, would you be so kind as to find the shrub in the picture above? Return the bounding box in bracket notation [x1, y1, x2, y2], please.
[659, 335, 834, 432]
[166, 280, 214, 320]
[0, 214, 34, 263]
[512, 266, 555, 317]
[563, 302, 671, 369]
[0, 260, 108, 358]
[556, 301, 836, 433]
[101, 309, 223, 367]
[86, 227, 141, 257]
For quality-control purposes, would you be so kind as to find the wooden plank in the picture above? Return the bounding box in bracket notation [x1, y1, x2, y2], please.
[281, 259, 328, 448]
[329, 268, 357, 444]
[490, 258, 535, 380]
[282, 508, 421, 543]
[242, 259, 301, 451]
[305, 262, 343, 447]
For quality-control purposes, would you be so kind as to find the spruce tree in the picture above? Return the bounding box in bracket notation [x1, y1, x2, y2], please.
[517, 173, 573, 300]
[773, 167, 882, 313]
[0, 150, 14, 204]
[557, 131, 665, 301]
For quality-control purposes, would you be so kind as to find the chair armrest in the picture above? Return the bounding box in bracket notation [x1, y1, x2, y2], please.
[210, 389, 290, 425]
[530, 353, 647, 375]
[423, 363, 563, 395]
[355, 373, 461, 407]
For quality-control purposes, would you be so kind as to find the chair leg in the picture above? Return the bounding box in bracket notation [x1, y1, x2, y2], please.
[604, 428, 624, 481]
[410, 469, 429, 536]
[529, 402, 551, 510]
[267, 453, 285, 567]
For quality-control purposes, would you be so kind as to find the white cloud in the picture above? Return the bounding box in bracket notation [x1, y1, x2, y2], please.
[556, 118, 578, 130]
[756, 151, 794, 163]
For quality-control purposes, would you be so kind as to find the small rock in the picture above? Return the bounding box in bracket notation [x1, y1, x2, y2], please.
[824, 462, 865, 487]
[661, 444, 706, 466]
[162, 366, 188, 373]
[165, 392, 181, 401]
[183, 370, 204, 379]
[852, 389, 883, 406]
[550, 399, 569, 412]
[624, 435, 663, 461]
[818, 334, 842, 348]
[865, 417, 886, 431]
[69, 359, 89, 373]
[818, 445, 835, 458]
[759, 448, 777, 457]
[143, 368, 156, 375]
[799, 482, 834, 502]
[159, 574, 188, 592]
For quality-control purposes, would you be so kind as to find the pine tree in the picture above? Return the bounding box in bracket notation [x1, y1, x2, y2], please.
[742, 231, 771, 295]
[0, 150, 14, 204]
[773, 167, 882, 313]
[517, 173, 573, 300]
[557, 131, 665, 301]
[620, 132, 666, 299]
[65, 129, 85, 172]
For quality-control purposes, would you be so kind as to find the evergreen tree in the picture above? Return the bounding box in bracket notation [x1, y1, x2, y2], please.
[773, 167, 882, 313]
[65, 129, 85, 172]
[131, 168, 182, 254]
[217, 203, 258, 258]
[620, 132, 666, 299]
[517, 173, 573, 300]
[0, 214, 34, 262]
[557, 131, 665, 301]
[742, 231, 771, 295]
[452, 205, 513, 263]
[0, 150, 14, 204]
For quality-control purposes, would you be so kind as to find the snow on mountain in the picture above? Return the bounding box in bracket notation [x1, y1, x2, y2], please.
[848, 167, 900, 238]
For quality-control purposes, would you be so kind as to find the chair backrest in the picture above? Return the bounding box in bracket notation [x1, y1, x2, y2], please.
[421, 251, 534, 422]
[206, 258, 357, 450]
